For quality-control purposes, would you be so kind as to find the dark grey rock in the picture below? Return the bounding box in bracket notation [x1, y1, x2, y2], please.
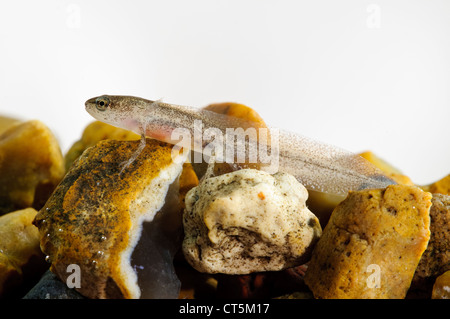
[23, 270, 85, 299]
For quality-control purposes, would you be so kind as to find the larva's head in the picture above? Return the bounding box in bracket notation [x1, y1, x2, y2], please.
[85, 95, 152, 132]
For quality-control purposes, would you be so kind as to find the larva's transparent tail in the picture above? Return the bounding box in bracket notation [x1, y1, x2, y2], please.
[189, 107, 396, 196]
[266, 129, 396, 196]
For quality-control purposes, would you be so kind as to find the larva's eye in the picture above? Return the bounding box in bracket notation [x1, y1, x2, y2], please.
[96, 96, 110, 111]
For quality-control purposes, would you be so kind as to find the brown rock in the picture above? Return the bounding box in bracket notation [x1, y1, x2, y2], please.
[411, 193, 450, 295]
[304, 185, 432, 299]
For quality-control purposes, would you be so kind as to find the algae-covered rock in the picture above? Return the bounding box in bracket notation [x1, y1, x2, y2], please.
[304, 185, 432, 299]
[34, 138, 197, 299]
[182, 169, 321, 275]
[0, 208, 47, 297]
[64, 121, 140, 171]
[0, 120, 65, 215]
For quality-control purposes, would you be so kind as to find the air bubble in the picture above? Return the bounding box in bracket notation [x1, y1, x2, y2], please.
[45, 255, 52, 263]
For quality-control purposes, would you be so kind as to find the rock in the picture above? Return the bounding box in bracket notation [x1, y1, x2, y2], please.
[0, 120, 65, 215]
[358, 151, 414, 185]
[0, 208, 48, 297]
[306, 151, 414, 228]
[422, 174, 450, 196]
[431, 270, 450, 299]
[275, 291, 314, 299]
[304, 185, 432, 299]
[174, 264, 218, 299]
[191, 102, 268, 179]
[0, 115, 21, 135]
[411, 193, 450, 295]
[64, 121, 140, 171]
[306, 191, 345, 228]
[215, 265, 310, 299]
[23, 270, 84, 299]
[33, 138, 198, 299]
[182, 169, 322, 274]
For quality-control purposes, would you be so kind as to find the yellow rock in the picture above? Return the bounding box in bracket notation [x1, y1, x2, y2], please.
[421, 174, 450, 196]
[34, 138, 197, 299]
[0, 120, 65, 215]
[64, 120, 198, 204]
[304, 185, 432, 299]
[179, 162, 200, 206]
[64, 121, 140, 171]
[0, 208, 47, 297]
[432, 270, 450, 299]
[307, 151, 414, 228]
[0, 115, 21, 135]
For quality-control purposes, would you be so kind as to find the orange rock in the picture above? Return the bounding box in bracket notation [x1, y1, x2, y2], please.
[64, 120, 198, 202]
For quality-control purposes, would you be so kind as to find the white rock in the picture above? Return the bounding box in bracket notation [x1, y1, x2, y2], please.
[182, 169, 322, 274]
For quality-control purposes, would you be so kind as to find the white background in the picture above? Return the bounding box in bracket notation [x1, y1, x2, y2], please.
[0, 0, 449, 185]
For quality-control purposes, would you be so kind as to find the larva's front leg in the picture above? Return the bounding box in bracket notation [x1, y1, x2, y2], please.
[119, 124, 147, 175]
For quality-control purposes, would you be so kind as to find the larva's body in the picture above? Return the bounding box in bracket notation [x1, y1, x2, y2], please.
[85, 95, 395, 195]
